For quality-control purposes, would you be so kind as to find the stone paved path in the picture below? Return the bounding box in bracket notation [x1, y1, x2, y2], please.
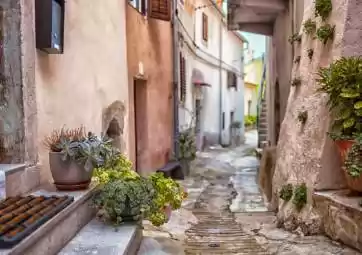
[138, 130, 360, 255]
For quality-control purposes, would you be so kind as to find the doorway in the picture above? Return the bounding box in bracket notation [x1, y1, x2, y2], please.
[195, 99, 202, 151]
[134, 79, 148, 173]
[230, 111, 234, 145]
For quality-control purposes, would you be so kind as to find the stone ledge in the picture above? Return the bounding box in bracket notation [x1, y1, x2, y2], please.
[59, 219, 143, 255]
[314, 190, 362, 252]
[0, 183, 97, 255]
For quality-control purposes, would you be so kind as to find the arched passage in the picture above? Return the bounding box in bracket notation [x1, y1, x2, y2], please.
[102, 101, 125, 152]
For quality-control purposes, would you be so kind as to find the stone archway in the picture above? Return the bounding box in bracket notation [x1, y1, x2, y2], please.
[102, 101, 125, 152]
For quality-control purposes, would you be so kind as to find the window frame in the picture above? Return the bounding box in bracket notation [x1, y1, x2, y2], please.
[202, 12, 208, 42]
[227, 71, 237, 90]
[128, 0, 147, 15]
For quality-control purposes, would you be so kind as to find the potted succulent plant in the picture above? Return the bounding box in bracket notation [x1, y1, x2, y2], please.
[316, 57, 362, 191]
[44, 126, 113, 190]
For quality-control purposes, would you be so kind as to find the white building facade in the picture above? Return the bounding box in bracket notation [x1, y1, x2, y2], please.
[177, 0, 246, 149]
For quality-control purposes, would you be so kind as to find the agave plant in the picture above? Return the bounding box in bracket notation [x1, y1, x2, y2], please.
[316, 57, 362, 139]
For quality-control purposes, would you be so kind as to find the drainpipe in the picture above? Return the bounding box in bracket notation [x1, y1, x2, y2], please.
[218, 17, 223, 145]
[172, 0, 179, 158]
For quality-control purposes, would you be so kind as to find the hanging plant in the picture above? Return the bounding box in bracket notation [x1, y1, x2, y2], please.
[279, 184, 293, 201]
[316, 24, 335, 44]
[288, 33, 302, 44]
[315, 0, 332, 21]
[307, 49, 314, 60]
[291, 77, 302, 87]
[303, 19, 316, 35]
[294, 56, 301, 64]
[293, 183, 307, 211]
[297, 111, 308, 125]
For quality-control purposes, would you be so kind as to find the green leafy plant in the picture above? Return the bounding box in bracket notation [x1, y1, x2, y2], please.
[293, 183, 307, 211]
[316, 57, 362, 139]
[44, 127, 114, 171]
[291, 77, 302, 87]
[316, 24, 335, 44]
[294, 56, 301, 64]
[177, 128, 196, 161]
[288, 33, 302, 44]
[93, 177, 156, 225]
[244, 115, 257, 127]
[315, 0, 332, 21]
[230, 121, 241, 129]
[148, 172, 187, 226]
[307, 49, 314, 60]
[279, 184, 293, 201]
[93, 155, 187, 227]
[303, 19, 316, 35]
[344, 136, 362, 177]
[297, 111, 308, 125]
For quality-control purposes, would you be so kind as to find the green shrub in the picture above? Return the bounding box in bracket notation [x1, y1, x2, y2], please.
[279, 184, 293, 201]
[293, 183, 307, 211]
[244, 115, 257, 126]
[345, 136, 362, 178]
[315, 0, 332, 21]
[316, 24, 335, 44]
[303, 19, 316, 35]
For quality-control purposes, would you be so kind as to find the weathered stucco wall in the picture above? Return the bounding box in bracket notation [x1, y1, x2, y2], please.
[272, 0, 354, 231]
[126, 5, 173, 174]
[32, 0, 129, 183]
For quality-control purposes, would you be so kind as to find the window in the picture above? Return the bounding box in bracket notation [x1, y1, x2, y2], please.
[227, 71, 237, 89]
[202, 13, 208, 42]
[179, 53, 186, 103]
[222, 112, 225, 130]
[128, 0, 147, 15]
[128, 0, 171, 21]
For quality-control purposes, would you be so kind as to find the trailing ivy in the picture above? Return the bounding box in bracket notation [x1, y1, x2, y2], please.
[303, 19, 316, 35]
[293, 183, 307, 211]
[291, 77, 302, 87]
[297, 111, 308, 125]
[279, 184, 293, 201]
[344, 136, 362, 178]
[307, 49, 314, 60]
[315, 0, 332, 21]
[288, 33, 302, 44]
[316, 24, 335, 44]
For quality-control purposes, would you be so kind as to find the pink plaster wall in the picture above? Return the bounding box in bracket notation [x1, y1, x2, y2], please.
[126, 5, 173, 174]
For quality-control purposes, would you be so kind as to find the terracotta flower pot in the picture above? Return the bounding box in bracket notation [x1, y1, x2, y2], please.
[335, 140, 355, 161]
[164, 205, 172, 222]
[335, 140, 362, 192]
[49, 152, 93, 191]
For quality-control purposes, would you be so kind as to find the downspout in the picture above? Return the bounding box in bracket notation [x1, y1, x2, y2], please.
[218, 17, 223, 144]
[172, 0, 179, 158]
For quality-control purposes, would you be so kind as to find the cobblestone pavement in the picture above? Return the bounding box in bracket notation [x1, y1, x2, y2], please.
[138, 130, 360, 255]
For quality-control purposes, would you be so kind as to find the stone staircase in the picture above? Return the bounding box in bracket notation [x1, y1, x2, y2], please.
[258, 99, 268, 148]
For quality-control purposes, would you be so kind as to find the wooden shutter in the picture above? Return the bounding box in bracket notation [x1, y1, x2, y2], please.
[148, 0, 171, 21]
[179, 53, 186, 103]
[202, 13, 208, 41]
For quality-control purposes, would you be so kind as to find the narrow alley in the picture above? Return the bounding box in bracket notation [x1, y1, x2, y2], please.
[138, 131, 359, 255]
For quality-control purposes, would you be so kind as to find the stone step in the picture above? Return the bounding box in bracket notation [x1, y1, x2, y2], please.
[314, 190, 362, 252]
[59, 219, 142, 255]
[0, 183, 96, 255]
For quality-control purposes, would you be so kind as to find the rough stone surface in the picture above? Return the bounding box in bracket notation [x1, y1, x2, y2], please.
[138, 131, 358, 254]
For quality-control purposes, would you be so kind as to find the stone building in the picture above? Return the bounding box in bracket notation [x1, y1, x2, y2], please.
[229, 0, 362, 251]
[177, 0, 246, 149]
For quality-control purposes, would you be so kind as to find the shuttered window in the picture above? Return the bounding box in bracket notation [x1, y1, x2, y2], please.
[202, 13, 208, 42]
[179, 53, 186, 103]
[148, 0, 171, 21]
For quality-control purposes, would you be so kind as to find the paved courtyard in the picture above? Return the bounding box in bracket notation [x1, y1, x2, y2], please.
[138, 130, 360, 255]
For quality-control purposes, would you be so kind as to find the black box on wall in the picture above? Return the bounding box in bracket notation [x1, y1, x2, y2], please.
[35, 0, 65, 54]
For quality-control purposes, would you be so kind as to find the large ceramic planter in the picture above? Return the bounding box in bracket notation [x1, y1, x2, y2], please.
[49, 152, 93, 191]
[335, 140, 362, 192]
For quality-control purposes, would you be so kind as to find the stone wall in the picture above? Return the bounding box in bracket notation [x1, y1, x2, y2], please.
[272, 0, 356, 232]
[0, 0, 24, 164]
